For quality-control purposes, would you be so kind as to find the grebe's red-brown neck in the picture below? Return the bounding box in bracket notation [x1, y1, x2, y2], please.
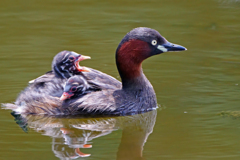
[116, 39, 152, 89]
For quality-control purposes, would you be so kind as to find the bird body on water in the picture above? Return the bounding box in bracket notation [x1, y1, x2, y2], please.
[3, 27, 186, 116]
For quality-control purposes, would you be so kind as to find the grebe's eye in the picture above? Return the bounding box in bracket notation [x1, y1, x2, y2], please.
[68, 56, 75, 61]
[70, 86, 77, 92]
[151, 40, 157, 46]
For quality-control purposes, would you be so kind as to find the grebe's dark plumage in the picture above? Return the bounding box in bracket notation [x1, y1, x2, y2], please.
[58, 27, 187, 116]
[4, 27, 186, 116]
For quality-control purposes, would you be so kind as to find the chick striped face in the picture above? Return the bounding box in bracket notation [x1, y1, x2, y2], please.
[64, 77, 88, 93]
[53, 51, 91, 78]
[60, 76, 89, 101]
[60, 51, 81, 73]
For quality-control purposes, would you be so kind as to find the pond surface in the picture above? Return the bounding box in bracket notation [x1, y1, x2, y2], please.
[1, 0, 240, 159]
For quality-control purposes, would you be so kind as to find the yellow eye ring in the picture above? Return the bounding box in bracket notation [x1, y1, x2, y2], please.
[151, 40, 157, 46]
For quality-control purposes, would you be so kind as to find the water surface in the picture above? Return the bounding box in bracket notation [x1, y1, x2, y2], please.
[1, 0, 240, 159]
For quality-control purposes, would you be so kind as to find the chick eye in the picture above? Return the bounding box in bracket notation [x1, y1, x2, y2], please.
[70, 86, 77, 92]
[151, 40, 157, 46]
[68, 56, 75, 61]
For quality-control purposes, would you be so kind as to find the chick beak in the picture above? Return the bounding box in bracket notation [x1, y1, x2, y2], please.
[60, 92, 74, 101]
[78, 55, 91, 61]
[75, 55, 91, 72]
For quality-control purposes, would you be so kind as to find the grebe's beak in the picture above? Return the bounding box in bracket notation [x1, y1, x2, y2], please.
[159, 42, 187, 52]
[75, 55, 91, 72]
[60, 92, 74, 101]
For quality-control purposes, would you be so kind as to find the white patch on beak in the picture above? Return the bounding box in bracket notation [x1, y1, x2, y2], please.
[157, 45, 168, 52]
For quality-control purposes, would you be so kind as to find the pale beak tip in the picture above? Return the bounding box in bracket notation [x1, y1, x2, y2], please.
[80, 67, 91, 72]
[82, 55, 91, 60]
[60, 95, 67, 101]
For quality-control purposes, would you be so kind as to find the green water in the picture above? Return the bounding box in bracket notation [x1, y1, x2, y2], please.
[1, 0, 240, 159]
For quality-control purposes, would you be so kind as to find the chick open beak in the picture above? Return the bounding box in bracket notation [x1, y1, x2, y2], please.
[75, 55, 91, 72]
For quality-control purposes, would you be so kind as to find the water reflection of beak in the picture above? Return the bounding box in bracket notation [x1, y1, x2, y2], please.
[75, 148, 91, 157]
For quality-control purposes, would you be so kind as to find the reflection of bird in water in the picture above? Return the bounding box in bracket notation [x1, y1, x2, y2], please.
[10, 110, 157, 159]
[60, 128, 92, 158]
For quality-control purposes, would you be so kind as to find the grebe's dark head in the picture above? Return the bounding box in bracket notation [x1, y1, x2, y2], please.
[116, 27, 186, 59]
[115, 27, 187, 87]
